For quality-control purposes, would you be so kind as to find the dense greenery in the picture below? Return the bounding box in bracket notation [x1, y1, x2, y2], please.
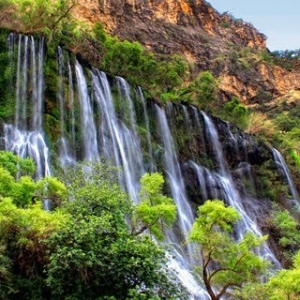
[0, 148, 297, 300]
[0, 152, 183, 300]
[96, 24, 190, 98]
[0, 150, 300, 299]
[2, 0, 77, 39]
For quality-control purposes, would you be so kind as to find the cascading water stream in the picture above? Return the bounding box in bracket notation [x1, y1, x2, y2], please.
[90, 69, 144, 203]
[201, 112, 280, 267]
[155, 104, 208, 299]
[4, 34, 50, 179]
[136, 86, 156, 172]
[75, 60, 99, 162]
[57, 47, 75, 166]
[272, 148, 300, 205]
[68, 56, 76, 159]
[155, 105, 197, 257]
[33, 35, 44, 132]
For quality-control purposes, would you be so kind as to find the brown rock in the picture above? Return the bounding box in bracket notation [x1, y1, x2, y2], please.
[72, 0, 300, 107]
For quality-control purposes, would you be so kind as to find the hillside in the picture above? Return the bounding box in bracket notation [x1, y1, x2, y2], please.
[72, 0, 300, 107]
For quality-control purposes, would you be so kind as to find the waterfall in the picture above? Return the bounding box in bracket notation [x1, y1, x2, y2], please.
[75, 60, 99, 162]
[156, 105, 195, 251]
[5, 37, 300, 299]
[272, 148, 300, 205]
[90, 69, 144, 203]
[155, 104, 207, 298]
[4, 34, 50, 179]
[68, 56, 76, 159]
[57, 47, 75, 166]
[200, 112, 280, 267]
[137, 87, 156, 172]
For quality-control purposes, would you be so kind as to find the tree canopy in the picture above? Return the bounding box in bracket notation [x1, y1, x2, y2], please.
[0, 153, 183, 299]
[189, 200, 269, 300]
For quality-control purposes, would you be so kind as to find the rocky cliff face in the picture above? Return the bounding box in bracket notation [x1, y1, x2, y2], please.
[73, 0, 300, 106]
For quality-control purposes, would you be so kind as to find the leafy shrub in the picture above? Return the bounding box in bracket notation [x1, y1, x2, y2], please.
[223, 96, 248, 129]
[179, 70, 217, 110]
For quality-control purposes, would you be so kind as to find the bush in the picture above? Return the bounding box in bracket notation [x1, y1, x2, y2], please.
[222, 96, 248, 129]
[179, 70, 217, 110]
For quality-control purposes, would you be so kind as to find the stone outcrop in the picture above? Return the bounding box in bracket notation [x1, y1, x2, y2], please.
[73, 0, 300, 106]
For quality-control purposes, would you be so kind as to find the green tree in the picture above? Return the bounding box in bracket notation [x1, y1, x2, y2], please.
[131, 172, 177, 239]
[0, 151, 37, 207]
[223, 96, 248, 129]
[180, 71, 217, 110]
[0, 197, 70, 299]
[0, 166, 36, 207]
[103, 39, 145, 79]
[267, 251, 300, 299]
[35, 176, 67, 208]
[0, 159, 184, 299]
[0, 150, 36, 178]
[46, 164, 182, 300]
[275, 113, 297, 133]
[11, 0, 77, 40]
[271, 208, 300, 266]
[189, 200, 268, 300]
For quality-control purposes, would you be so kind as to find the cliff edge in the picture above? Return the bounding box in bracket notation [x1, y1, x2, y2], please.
[73, 0, 300, 107]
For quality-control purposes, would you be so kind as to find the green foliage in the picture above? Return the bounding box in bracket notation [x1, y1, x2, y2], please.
[0, 168, 36, 207]
[0, 159, 183, 299]
[259, 49, 274, 64]
[45, 164, 182, 300]
[270, 208, 300, 265]
[222, 96, 248, 129]
[275, 113, 297, 132]
[0, 29, 16, 121]
[0, 150, 36, 177]
[103, 38, 145, 81]
[274, 210, 299, 247]
[35, 176, 67, 207]
[235, 282, 273, 300]
[160, 91, 180, 102]
[272, 107, 300, 175]
[155, 54, 189, 92]
[290, 150, 300, 169]
[267, 251, 300, 299]
[47, 224, 177, 299]
[0, 197, 70, 299]
[132, 173, 177, 239]
[179, 70, 217, 110]
[189, 200, 269, 300]
[11, 0, 78, 40]
[99, 27, 189, 96]
[0, 152, 38, 207]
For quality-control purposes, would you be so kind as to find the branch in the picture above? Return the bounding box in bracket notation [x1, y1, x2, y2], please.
[208, 252, 247, 281]
[208, 266, 245, 282]
[216, 282, 243, 299]
[202, 249, 213, 270]
[131, 217, 160, 236]
[51, 1, 77, 29]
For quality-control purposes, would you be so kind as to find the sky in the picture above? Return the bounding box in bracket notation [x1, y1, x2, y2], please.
[207, 0, 300, 51]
